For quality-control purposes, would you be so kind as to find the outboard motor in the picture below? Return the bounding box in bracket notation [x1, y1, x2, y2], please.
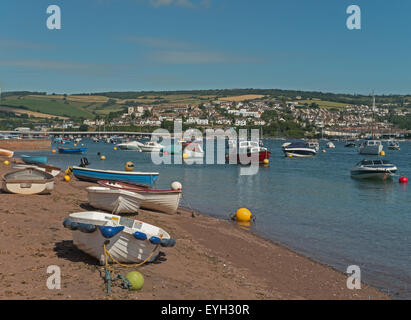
[79, 157, 90, 168]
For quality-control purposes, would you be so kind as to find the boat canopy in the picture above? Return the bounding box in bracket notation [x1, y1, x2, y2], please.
[283, 142, 309, 148]
[358, 159, 392, 166]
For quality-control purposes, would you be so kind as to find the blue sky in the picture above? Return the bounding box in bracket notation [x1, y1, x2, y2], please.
[0, 0, 411, 94]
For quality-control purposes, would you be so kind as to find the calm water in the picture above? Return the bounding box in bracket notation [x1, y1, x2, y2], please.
[15, 139, 411, 298]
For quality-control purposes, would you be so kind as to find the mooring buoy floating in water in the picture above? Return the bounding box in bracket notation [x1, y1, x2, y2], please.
[235, 208, 252, 222]
[399, 176, 408, 184]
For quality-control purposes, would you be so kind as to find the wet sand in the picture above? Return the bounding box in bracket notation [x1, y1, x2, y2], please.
[0, 163, 390, 300]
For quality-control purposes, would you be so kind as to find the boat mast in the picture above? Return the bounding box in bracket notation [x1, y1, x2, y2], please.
[372, 93, 375, 139]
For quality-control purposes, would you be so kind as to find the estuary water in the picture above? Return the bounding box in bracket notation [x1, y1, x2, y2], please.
[15, 138, 411, 298]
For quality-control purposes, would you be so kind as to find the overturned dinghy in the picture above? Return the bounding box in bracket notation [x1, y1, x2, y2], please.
[2, 168, 54, 195]
[63, 211, 176, 265]
[86, 186, 144, 214]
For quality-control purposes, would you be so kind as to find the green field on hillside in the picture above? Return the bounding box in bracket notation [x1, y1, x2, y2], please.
[296, 100, 350, 109]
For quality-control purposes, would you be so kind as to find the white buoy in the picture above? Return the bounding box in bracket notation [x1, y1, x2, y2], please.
[171, 181, 182, 191]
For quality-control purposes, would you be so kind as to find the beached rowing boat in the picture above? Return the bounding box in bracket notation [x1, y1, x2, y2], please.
[86, 186, 144, 214]
[13, 164, 61, 177]
[21, 155, 48, 165]
[63, 211, 176, 265]
[2, 168, 54, 195]
[72, 166, 159, 187]
[0, 148, 14, 158]
[98, 180, 182, 214]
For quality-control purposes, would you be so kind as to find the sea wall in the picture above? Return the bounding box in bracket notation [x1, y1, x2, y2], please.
[0, 139, 51, 151]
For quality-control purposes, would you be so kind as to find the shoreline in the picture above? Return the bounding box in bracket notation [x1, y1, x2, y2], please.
[0, 164, 390, 300]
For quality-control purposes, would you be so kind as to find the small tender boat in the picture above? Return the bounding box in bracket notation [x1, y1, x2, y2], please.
[326, 141, 336, 149]
[358, 140, 383, 155]
[21, 155, 48, 165]
[2, 168, 54, 194]
[226, 140, 270, 164]
[307, 139, 320, 152]
[72, 166, 159, 187]
[0, 148, 14, 158]
[12, 164, 61, 177]
[117, 141, 144, 150]
[58, 147, 87, 154]
[140, 141, 164, 152]
[282, 142, 316, 157]
[344, 141, 357, 148]
[350, 159, 397, 180]
[388, 141, 400, 150]
[86, 186, 144, 214]
[63, 211, 176, 265]
[98, 180, 182, 214]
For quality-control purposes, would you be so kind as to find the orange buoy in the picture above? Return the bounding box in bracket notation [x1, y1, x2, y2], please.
[399, 176, 408, 184]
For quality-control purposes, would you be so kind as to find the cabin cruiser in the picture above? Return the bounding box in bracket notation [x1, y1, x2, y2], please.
[307, 140, 320, 152]
[117, 140, 144, 150]
[350, 159, 397, 180]
[358, 140, 383, 155]
[226, 140, 270, 164]
[141, 141, 164, 152]
[388, 141, 400, 150]
[326, 141, 336, 149]
[282, 142, 317, 157]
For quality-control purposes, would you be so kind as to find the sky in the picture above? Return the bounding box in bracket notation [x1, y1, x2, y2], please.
[1, 0, 411, 94]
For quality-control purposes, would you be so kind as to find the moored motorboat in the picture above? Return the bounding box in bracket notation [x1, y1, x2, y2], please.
[13, 163, 61, 177]
[98, 180, 182, 214]
[0, 148, 14, 158]
[344, 141, 356, 148]
[63, 211, 176, 265]
[226, 140, 270, 164]
[140, 141, 164, 152]
[282, 142, 316, 157]
[358, 140, 383, 155]
[388, 141, 400, 150]
[58, 147, 87, 154]
[86, 186, 144, 214]
[2, 168, 54, 194]
[326, 141, 336, 149]
[350, 159, 397, 180]
[21, 155, 48, 165]
[116, 141, 144, 150]
[71, 166, 159, 187]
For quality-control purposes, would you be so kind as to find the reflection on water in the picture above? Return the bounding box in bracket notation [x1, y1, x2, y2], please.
[14, 138, 411, 298]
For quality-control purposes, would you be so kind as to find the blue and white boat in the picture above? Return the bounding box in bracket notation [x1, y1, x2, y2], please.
[72, 166, 159, 187]
[350, 159, 397, 180]
[21, 155, 48, 165]
[58, 147, 87, 154]
[282, 142, 317, 157]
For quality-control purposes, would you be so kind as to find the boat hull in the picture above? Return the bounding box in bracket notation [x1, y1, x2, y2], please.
[226, 151, 271, 164]
[22, 155, 47, 165]
[13, 164, 61, 177]
[283, 149, 316, 157]
[58, 148, 87, 154]
[351, 170, 396, 180]
[0, 148, 14, 158]
[2, 168, 54, 194]
[72, 166, 159, 187]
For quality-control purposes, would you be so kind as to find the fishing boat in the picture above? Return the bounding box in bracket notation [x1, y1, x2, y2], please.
[350, 159, 397, 180]
[358, 140, 383, 155]
[72, 166, 159, 187]
[226, 140, 270, 164]
[282, 142, 316, 157]
[140, 141, 164, 152]
[58, 147, 87, 154]
[21, 155, 47, 165]
[116, 141, 144, 151]
[12, 164, 61, 177]
[0, 148, 14, 158]
[2, 168, 54, 194]
[98, 180, 182, 214]
[388, 141, 400, 150]
[326, 141, 336, 149]
[63, 211, 176, 265]
[86, 186, 143, 214]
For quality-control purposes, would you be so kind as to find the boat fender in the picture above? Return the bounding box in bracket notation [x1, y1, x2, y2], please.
[160, 238, 176, 248]
[63, 218, 78, 230]
[98, 226, 124, 239]
[78, 223, 97, 233]
[149, 236, 161, 245]
[133, 231, 147, 241]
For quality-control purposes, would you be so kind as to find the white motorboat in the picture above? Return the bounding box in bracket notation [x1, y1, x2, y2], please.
[307, 140, 320, 152]
[282, 142, 317, 157]
[326, 141, 336, 149]
[183, 142, 205, 159]
[13, 164, 61, 177]
[140, 141, 164, 152]
[86, 186, 144, 214]
[116, 141, 144, 151]
[350, 159, 397, 180]
[63, 211, 176, 265]
[98, 180, 182, 214]
[2, 168, 54, 194]
[388, 141, 400, 150]
[358, 140, 383, 155]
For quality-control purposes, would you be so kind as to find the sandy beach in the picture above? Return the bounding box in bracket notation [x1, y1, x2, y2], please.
[0, 163, 390, 300]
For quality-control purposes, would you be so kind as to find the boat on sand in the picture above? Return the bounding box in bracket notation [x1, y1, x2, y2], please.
[0, 148, 14, 158]
[2, 168, 54, 194]
[13, 164, 61, 177]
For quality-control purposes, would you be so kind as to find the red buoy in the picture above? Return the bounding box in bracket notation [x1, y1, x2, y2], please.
[399, 176, 408, 184]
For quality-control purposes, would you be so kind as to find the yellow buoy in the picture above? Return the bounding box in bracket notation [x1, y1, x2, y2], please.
[263, 158, 269, 165]
[52, 149, 56, 154]
[3, 160, 10, 166]
[182, 153, 189, 159]
[288, 154, 293, 158]
[380, 151, 385, 156]
[124, 161, 134, 172]
[64, 175, 71, 182]
[235, 208, 252, 222]
[74, 144, 77, 147]
[100, 155, 106, 160]
[113, 147, 117, 151]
